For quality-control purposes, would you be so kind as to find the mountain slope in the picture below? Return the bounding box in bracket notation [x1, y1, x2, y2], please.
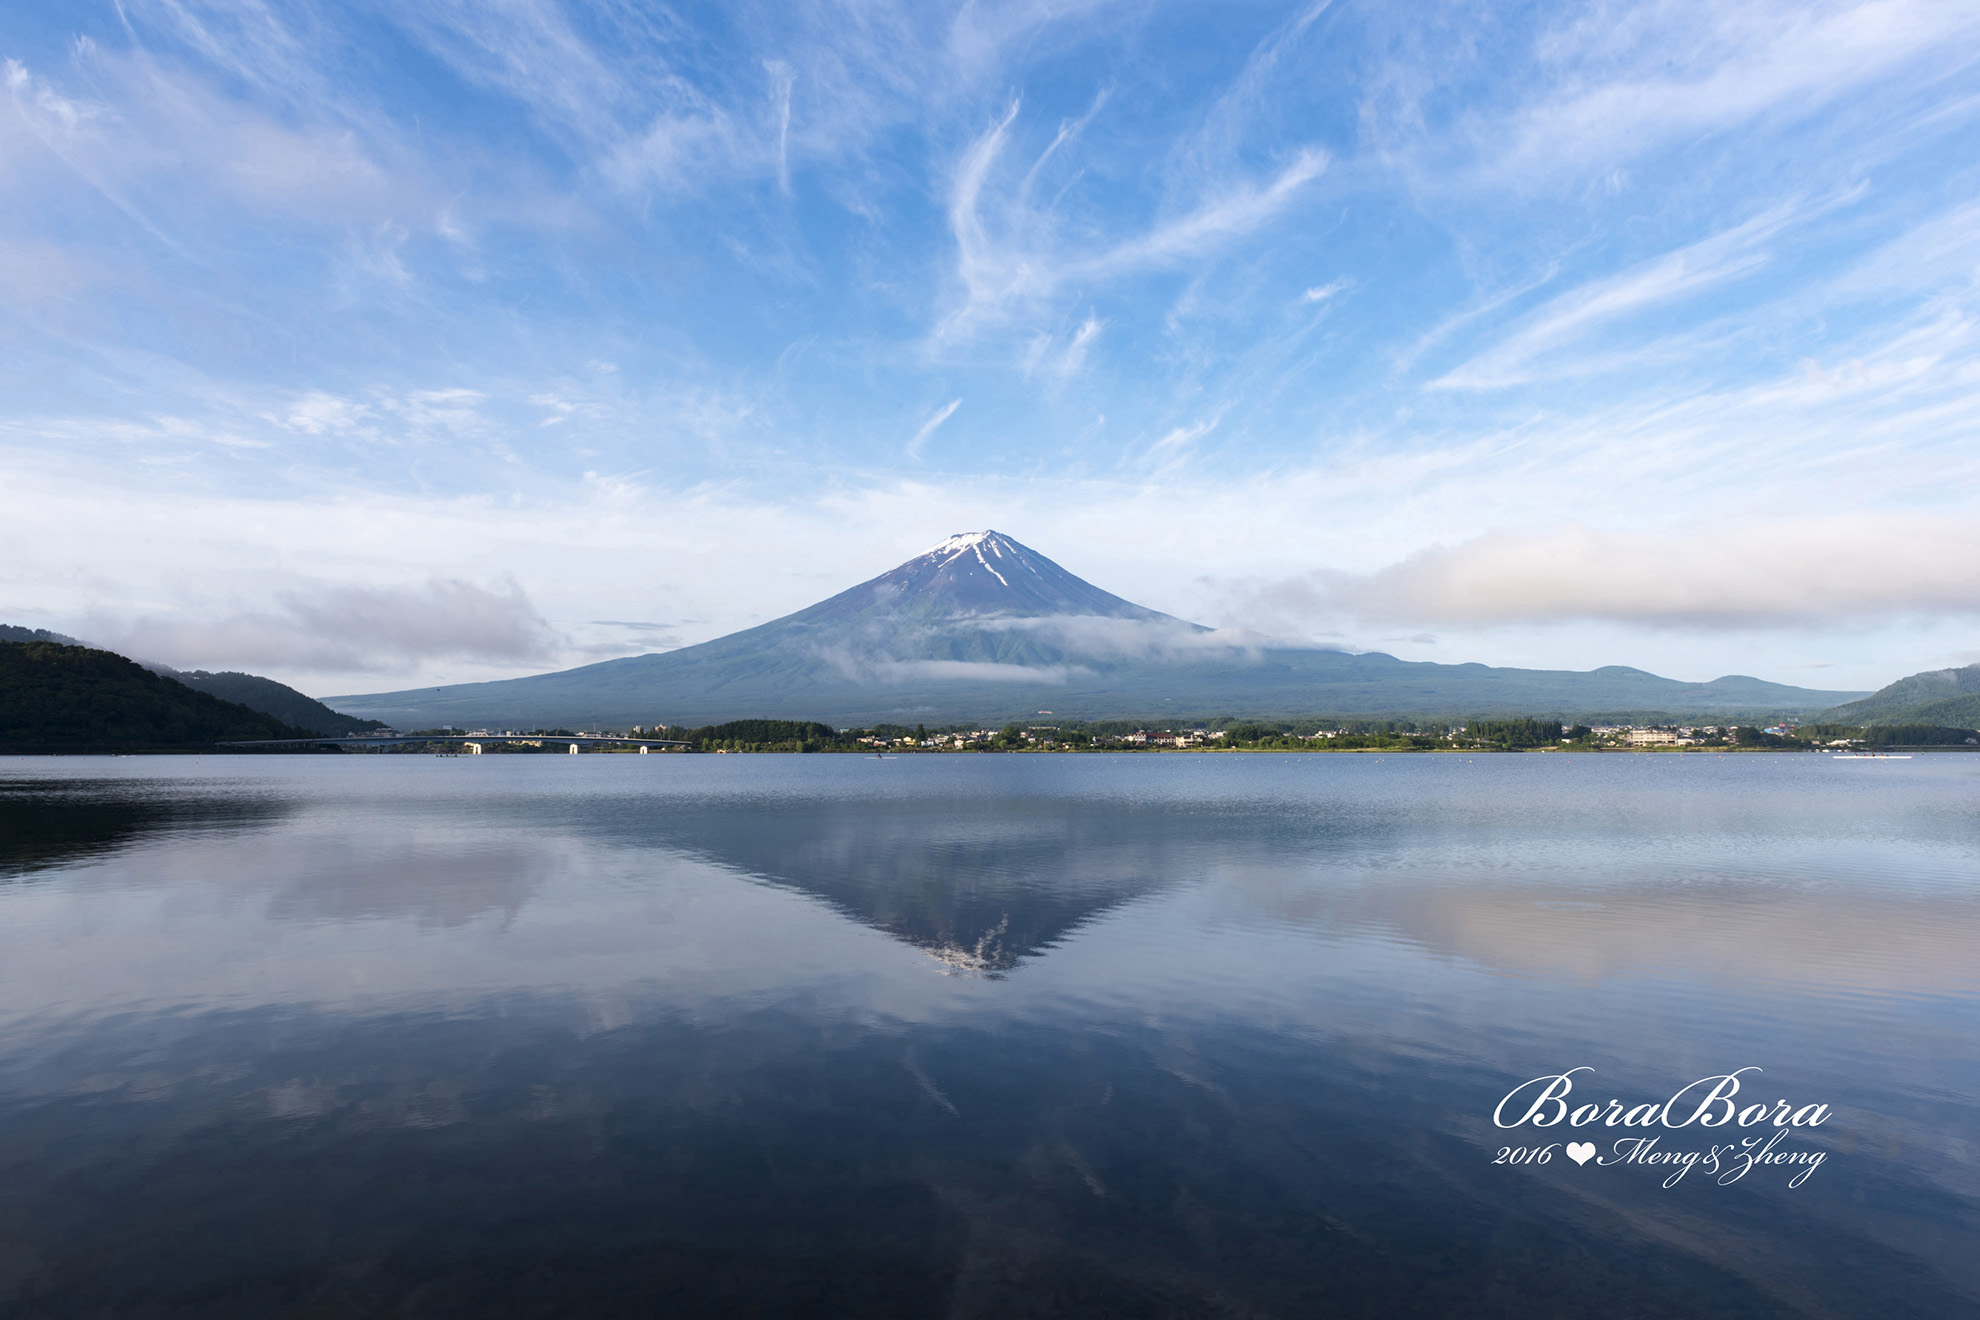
[5, 622, 381, 736]
[0, 625, 82, 646]
[329, 531, 1866, 728]
[802, 530, 1177, 626]
[1, 642, 314, 750]
[148, 665, 385, 737]
[1819, 664, 1980, 726]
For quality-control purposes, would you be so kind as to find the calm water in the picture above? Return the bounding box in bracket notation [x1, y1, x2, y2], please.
[0, 753, 1976, 1318]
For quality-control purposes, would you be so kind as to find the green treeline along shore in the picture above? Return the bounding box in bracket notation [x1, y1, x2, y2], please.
[390, 716, 1979, 755]
[6, 639, 1976, 755]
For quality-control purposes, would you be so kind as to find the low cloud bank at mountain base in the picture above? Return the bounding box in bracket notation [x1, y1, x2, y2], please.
[1239, 517, 1980, 630]
[329, 533, 1864, 728]
[9, 475, 1973, 697]
[91, 580, 558, 676]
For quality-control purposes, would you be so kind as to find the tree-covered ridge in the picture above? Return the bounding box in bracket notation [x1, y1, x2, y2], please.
[0, 624, 82, 646]
[150, 666, 385, 737]
[0, 642, 314, 749]
[1791, 723, 1980, 747]
[1820, 663, 1980, 726]
[3, 623, 382, 736]
[675, 719, 840, 750]
[1464, 717, 1564, 747]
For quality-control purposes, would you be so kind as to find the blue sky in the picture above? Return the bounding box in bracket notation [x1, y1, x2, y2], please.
[4, 0, 1980, 694]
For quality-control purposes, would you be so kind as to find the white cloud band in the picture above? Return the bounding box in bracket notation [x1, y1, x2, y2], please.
[92, 579, 559, 675]
[1272, 517, 1980, 629]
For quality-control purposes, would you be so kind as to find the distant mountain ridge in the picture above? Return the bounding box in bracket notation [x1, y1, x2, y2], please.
[145, 665, 385, 737]
[1819, 663, 1980, 727]
[329, 531, 1867, 728]
[0, 625, 82, 646]
[2, 622, 381, 737]
[0, 641, 313, 750]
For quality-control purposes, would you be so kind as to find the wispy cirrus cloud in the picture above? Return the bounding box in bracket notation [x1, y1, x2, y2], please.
[906, 397, 961, 458]
[383, 0, 637, 150]
[1178, 0, 1336, 184]
[1484, 0, 1980, 183]
[939, 97, 1328, 340]
[1429, 202, 1799, 389]
[5, 46, 412, 226]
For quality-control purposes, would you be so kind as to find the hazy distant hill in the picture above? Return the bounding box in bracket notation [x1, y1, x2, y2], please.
[0, 642, 312, 750]
[330, 531, 1867, 728]
[2, 622, 381, 737]
[1819, 664, 1980, 727]
[0, 624, 82, 646]
[147, 665, 385, 737]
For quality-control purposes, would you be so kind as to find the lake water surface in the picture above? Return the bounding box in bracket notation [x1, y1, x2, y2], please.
[1, 753, 1976, 1317]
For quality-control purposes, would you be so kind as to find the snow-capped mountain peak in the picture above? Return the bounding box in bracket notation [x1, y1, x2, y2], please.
[922, 530, 1015, 587]
[848, 530, 1171, 622]
[925, 530, 1005, 559]
[327, 527, 1869, 730]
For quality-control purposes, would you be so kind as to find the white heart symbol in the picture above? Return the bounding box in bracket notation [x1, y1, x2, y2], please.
[1566, 1142, 1596, 1166]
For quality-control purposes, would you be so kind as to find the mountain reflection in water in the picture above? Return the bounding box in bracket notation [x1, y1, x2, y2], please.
[0, 754, 1974, 1318]
[626, 797, 1217, 973]
[0, 777, 289, 880]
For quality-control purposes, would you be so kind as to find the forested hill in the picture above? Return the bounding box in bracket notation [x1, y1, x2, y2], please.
[1, 622, 380, 736]
[0, 642, 314, 750]
[0, 624, 82, 646]
[1819, 663, 1980, 727]
[149, 666, 385, 737]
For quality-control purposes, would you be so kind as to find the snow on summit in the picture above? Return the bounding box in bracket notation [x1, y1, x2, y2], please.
[924, 530, 1016, 589]
[325, 527, 1869, 729]
[872, 531, 1168, 621]
[926, 531, 1003, 557]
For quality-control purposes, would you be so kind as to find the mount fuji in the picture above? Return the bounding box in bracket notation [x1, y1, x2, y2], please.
[327, 531, 1864, 728]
